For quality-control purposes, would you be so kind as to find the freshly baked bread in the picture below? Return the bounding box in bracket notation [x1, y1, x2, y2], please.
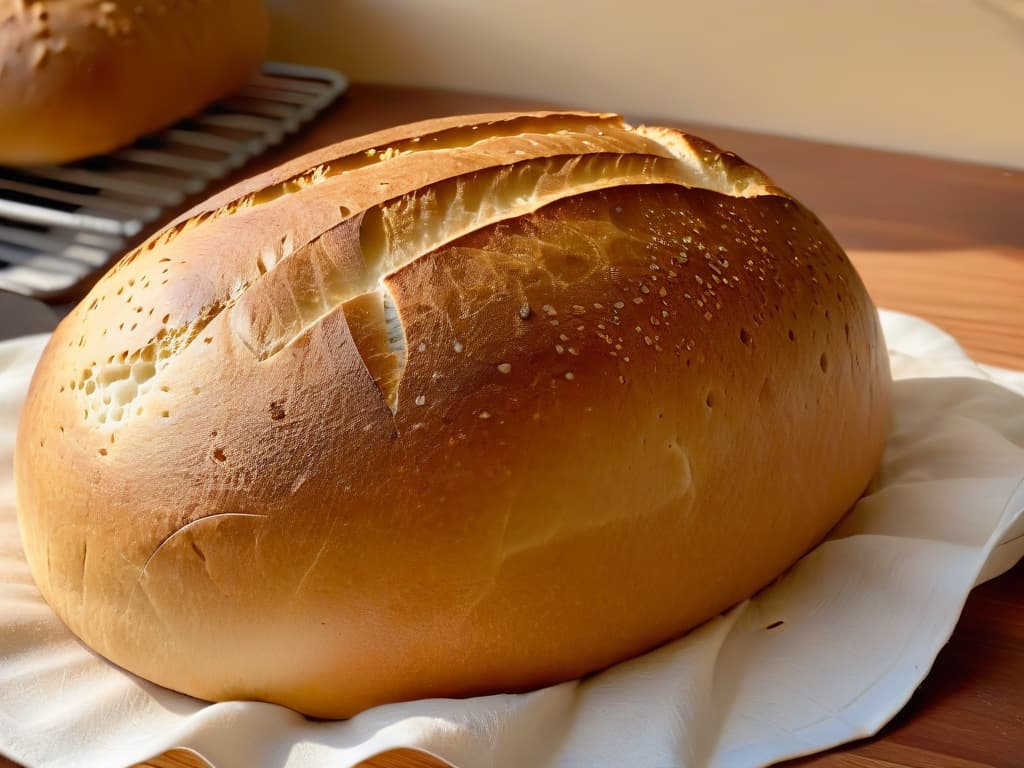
[14, 112, 890, 718]
[0, 0, 268, 166]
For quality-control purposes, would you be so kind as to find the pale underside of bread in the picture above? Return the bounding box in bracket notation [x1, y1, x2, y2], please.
[14, 112, 889, 718]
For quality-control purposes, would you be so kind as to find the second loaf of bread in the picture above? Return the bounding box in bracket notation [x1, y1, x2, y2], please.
[0, 0, 268, 165]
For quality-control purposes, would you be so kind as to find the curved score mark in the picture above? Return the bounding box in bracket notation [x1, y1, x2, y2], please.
[138, 512, 268, 582]
[159, 113, 627, 251]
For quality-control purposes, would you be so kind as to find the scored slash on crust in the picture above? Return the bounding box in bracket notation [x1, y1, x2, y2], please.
[226, 118, 779, 412]
[81, 112, 781, 420]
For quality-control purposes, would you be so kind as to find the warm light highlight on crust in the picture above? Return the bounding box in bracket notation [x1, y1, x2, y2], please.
[234, 150, 750, 366]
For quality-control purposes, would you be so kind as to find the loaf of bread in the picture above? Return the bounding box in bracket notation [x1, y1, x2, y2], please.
[0, 0, 268, 166]
[15, 112, 890, 718]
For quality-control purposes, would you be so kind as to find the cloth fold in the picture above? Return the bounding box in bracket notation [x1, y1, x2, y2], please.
[1, 309, 1022, 768]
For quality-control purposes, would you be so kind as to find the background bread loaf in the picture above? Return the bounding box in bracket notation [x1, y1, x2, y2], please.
[14, 112, 890, 718]
[0, 0, 269, 166]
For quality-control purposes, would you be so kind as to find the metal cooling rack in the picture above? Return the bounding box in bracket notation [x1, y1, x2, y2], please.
[0, 62, 348, 301]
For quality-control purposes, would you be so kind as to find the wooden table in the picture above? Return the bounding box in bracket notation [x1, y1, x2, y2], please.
[3, 84, 1022, 768]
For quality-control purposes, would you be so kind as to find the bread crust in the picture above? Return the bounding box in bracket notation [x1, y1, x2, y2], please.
[0, 0, 268, 165]
[14, 113, 890, 718]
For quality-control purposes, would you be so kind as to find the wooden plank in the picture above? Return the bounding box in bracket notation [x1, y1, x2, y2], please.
[355, 749, 453, 768]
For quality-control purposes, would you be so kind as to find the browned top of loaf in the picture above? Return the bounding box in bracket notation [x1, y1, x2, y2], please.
[54, 112, 782, 392]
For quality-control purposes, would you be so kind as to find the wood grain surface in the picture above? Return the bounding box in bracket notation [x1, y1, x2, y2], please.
[1, 84, 1021, 768]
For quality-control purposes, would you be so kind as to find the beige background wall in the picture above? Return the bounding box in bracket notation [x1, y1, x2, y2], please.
[267, 0, 1024, 169]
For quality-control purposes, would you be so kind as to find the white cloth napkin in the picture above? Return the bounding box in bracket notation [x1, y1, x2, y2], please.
[1, 310, 1023, 768]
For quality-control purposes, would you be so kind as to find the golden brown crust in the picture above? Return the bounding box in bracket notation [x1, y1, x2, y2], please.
[0, 0, 268, 166]
[14, 113, 889, 718]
